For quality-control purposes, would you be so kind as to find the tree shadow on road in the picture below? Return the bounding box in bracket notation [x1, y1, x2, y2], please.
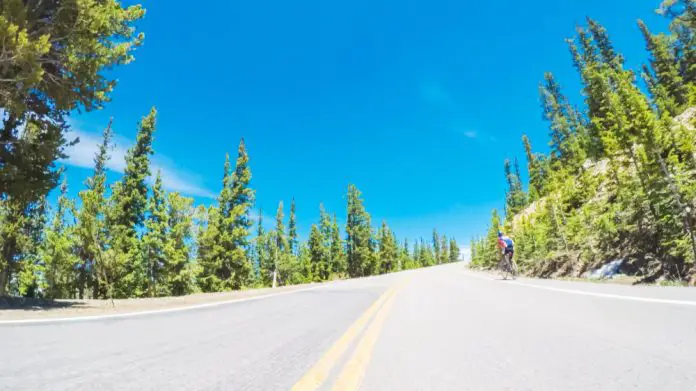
[0, 297, 88, 311]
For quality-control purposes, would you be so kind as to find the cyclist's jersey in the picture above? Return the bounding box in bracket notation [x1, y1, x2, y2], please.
[498, 235, 514, 252]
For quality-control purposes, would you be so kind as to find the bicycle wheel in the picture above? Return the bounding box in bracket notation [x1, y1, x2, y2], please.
[510, 259, 518, 280]
[498, 257, 508, 280]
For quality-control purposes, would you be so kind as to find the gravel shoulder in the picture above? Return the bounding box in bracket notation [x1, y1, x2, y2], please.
[0, 283, 323, 321]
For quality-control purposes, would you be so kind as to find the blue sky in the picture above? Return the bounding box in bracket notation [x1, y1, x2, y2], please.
[62, 0, 668, 255]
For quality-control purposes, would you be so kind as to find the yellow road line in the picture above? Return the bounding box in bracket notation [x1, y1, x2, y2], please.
[332, 279, 409, 391]
[290, 285, 397, 391]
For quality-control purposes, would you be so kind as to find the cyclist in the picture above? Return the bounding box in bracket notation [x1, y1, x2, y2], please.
[497, 231, 514, 265]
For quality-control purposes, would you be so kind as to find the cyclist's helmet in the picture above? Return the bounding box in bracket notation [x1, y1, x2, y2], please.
[497, 231, 503, 238]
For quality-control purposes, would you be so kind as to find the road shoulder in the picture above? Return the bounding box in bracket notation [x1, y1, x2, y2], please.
[0, 283, 325, 323]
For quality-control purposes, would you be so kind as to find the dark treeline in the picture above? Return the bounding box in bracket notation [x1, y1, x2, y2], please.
[0, 1, 459, 299]
[472, 1, 696, 283]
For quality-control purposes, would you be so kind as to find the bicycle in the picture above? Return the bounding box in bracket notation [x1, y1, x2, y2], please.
[498, 251, 518, 280]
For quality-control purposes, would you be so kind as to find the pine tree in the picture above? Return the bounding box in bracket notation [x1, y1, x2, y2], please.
[254, 208, 273, 286]
[567, 28, 608, 158]
[214, 153, 236, 289]
[470, 238, 477, 265]
[522, 135, 545, 200]
[0, 1, 144, 207]
[400, 238, 412, 270]
[638, 20, 690, 114]
[272, 201, 287, 286]
[308, 224, 329, 281]
[587, 17, 623, 69]
[540, 73, 587, 169]
[657, 0, 696, 88]
[449, 238, 460, 263]
[346, 184, 376, 277]
[275, 201, 288, 254]
[329, 213, 346, 275]
[227, 139, 255, 289]
[200, 142, 255, 291]
[319, 204, 332, 239]
[482, 210, 503, 268]
[196, 205, 223, 292]
[504, 159, 527, 216]
[288, 198, 298, 254]
[75, 120, 112, 299]
[12, 197, 48, 297]
[432, 229, 441, 264]
[440, 235, 449, 264]
[165, 192, 197, 295]
[41, 178, 78, 299]
[377, 221, 397, 273]
[107, 107, 157, 297]
[143, 172, 168, 297]
[419, 238, 434, 266]
[283, 242, 310, 285]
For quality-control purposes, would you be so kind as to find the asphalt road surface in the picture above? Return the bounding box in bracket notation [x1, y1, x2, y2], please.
[2, 263, 696, 390]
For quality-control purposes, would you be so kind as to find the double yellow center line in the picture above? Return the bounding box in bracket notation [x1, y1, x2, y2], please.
[291, 278, 410, 391]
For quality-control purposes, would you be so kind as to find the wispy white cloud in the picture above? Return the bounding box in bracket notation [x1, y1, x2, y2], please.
[463, 131, 477, 139]
[62, 129, 216, 198]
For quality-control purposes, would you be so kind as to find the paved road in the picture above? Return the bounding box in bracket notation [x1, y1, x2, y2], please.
[2, 263, 696, 390]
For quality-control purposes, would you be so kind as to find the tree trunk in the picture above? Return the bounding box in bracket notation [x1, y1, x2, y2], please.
[0, 266, 8, 297]
[0, 233, 17, 297]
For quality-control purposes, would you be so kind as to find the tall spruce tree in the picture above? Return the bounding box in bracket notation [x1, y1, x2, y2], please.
[107, 107, 157, 297]
[638, 20, 690, 114]
[143, 172, 168, 296]
[657, 0, 695, 88]
[432, 229, 441, 264]
[400, 238, 412, 270]
[329, 214, 346, 275]
[75, 121, 112, 299]
[214, 153, 236, 289]
[449, 238, 460, 263]
[308, 224, 329, 281]
[522, 134, 546, 200]
[275, 201, 288, 254]
[377, 221, 397, 273]
[41, 178, 77, 299]
[540, 73, 587, 168]
[440, 235, 449, 264]
[272, 201, 287, 286]
[254, 208, 272, 285]
[13, 197, 48, 297]
[504, 159, 527, 216]
[228, 139, 255, 289]
[413, 240, 421, 268]
[288, 198, 298, 254]
[196, 205, 222, 292]
[346, 184, 376, 277]
[165, 192, 197, 295]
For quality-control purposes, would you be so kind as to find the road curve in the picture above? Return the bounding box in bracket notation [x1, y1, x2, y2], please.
[2, 263, 696, 390]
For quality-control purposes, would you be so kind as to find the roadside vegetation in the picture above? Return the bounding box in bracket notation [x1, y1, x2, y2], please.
[0, 1, 460, 300]
[471, 1, 696, 284]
